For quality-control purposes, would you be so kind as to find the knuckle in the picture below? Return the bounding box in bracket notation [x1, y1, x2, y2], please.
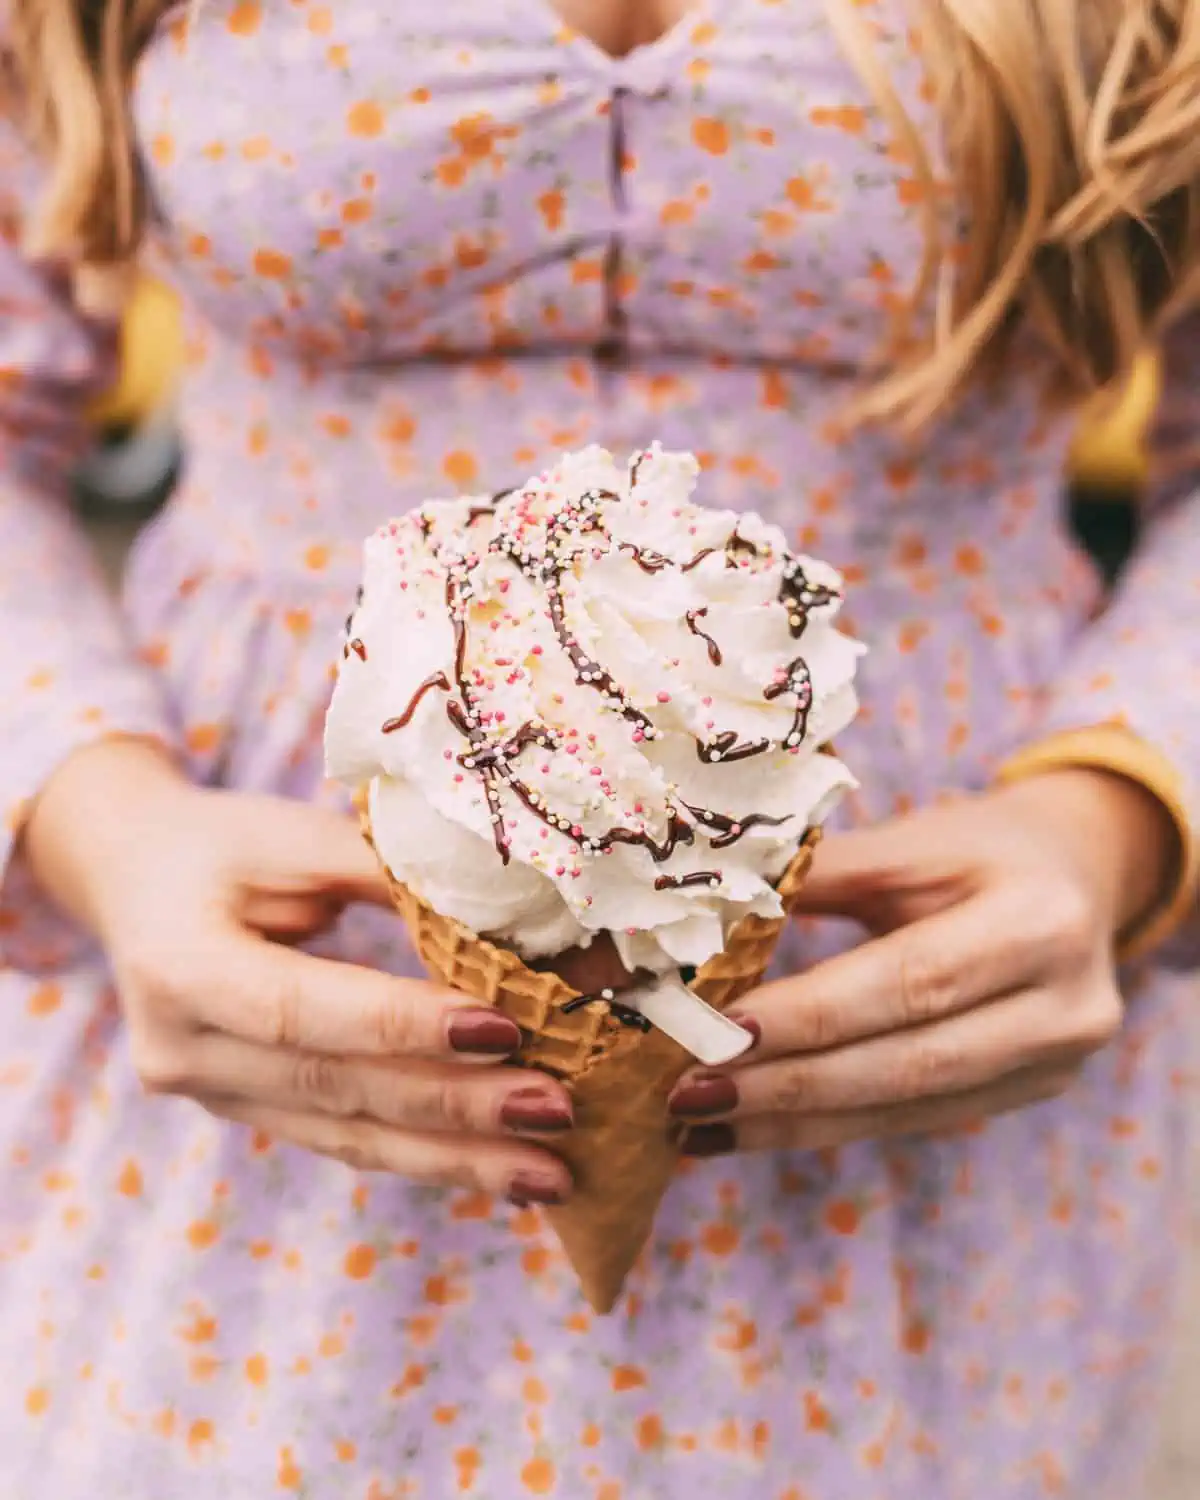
[1074, 986, 1123, 1052]
[118, 945, 191, 1019]
[900, 1038, 961, 1099]
[291, 1052, 355, 1115]
[1029, 879, 1095, 959]
[895, 943, 959, 1027]
[796, 995, 840, 1052]
[432, 1078, 478, 1135]
[265, 980, 306, 1049]
[366, 995, 419, 1055]
[433, 1158, 484, 1192]
[762, 1065, 811, 1116]
[129, 1033, 189, 1096]
[319, 1129, 379, 1174]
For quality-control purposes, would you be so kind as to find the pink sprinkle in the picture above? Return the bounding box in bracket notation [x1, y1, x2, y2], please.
[453, 773, 464, 783]
[571, 824, 583, 837]
[633, 802, 644, 814]
[590, 766, 602, 777]
[657, 691, 671, 703]
[566, 743, 579, 756]
[531, 645, 543, 656]
[555, 865, 566, 876]
[625, 927, 638, 936]
[702, 696, 713, 707]
[495, 711, 506, 723]
[443, 749, 453, 760]
[632, 730, 644, 743]
[540, 828, 549, 838]
[541, 763, 551, 774]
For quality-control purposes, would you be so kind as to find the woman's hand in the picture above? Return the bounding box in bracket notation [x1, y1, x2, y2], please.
[24, 738, 574, 1205]
[668, 768, 1178, 1155]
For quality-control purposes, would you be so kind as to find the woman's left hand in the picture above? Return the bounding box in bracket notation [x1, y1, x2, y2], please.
[668, 768, 1178, 1155]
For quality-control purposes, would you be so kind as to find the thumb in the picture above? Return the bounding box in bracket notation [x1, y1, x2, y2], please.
[251, 796, 395, 909]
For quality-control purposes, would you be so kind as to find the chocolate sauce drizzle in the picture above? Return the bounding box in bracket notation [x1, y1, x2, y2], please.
[376, 465, 842, 873]
[381, 671, 450, 733]
[654, 871, 721, 891]
[683, 802, 791, 850]
[619, 542, 672, 574]
[560, 986, 652, 1032]
[685, 608, 722, 666]
[490, 491, 659, 741]
[696, 730, 773, 765]
[763, 657, 814, 749]
[779, 558, 839, 638]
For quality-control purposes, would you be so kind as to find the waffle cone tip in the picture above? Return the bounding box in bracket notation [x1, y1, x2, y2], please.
[356, 786, 819, 1311]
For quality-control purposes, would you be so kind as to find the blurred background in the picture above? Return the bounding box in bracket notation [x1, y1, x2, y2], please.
[76, 278, 1199, 1494]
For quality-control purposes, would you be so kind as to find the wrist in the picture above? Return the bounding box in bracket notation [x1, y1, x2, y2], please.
[995, 767, 1178, 939]
[23, 736, 190, 937]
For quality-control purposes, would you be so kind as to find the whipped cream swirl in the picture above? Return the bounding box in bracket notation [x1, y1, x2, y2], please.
[325, 445, 864, 973]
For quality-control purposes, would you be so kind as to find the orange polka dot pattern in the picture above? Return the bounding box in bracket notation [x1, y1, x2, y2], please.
[1, 2, 1198, 1496]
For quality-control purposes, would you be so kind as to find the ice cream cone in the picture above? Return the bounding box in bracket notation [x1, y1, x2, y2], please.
[357, 789, 818, 1313]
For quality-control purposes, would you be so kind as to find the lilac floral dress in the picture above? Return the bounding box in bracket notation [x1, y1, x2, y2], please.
[2, 3, 1198, 1496]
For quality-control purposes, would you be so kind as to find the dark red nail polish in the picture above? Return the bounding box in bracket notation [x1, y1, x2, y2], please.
[668, 1072, 739, 1120]
[507, 1171, 568, 1208]
[682, 1123, 737, 1158]
[499, 1087, 574, 1134]
[447, 1008, 522, 1055]
[727, 1014, 761, 1051]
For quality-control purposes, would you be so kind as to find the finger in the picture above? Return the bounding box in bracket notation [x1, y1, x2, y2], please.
[788, 816, 970, 919]
[678, 981, 1116, 1120]
[204, 1098, 573, 1204]
[242, 891, 344, 940]
[196, 933, 524, 1060]
[172, 1032, 574, 1136]
[237, 797, 394, 909]
[682, 1064, 1078, 1157]
[727, 885, 1054, 1062]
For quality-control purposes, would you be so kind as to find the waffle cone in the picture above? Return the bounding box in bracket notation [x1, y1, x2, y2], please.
[357, 790, 817, 1313]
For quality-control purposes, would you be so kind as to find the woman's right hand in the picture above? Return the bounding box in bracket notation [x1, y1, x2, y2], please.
[22, 738, 574, 1206]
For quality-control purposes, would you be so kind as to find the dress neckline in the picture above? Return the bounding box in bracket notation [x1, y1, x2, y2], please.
[536, 0, 725, 82]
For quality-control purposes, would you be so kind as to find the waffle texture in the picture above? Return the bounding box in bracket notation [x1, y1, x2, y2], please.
[357, 789, 817, 1311]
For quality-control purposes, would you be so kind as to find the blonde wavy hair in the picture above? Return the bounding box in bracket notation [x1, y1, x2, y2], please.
[5, 0, 1200, 425]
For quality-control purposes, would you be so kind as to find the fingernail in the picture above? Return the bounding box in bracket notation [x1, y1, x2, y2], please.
[726, 1014, 761, 1051]
[447, 1008, 522, 1055]
[681, 1123, 737, 1158]
[507, 1170, 568, 1207]
[668, 1072, 739, 1120]
[499, 1087, 574, 1134]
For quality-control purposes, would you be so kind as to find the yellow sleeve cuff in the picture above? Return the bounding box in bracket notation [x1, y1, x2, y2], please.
[995, 726, 1199, 961]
